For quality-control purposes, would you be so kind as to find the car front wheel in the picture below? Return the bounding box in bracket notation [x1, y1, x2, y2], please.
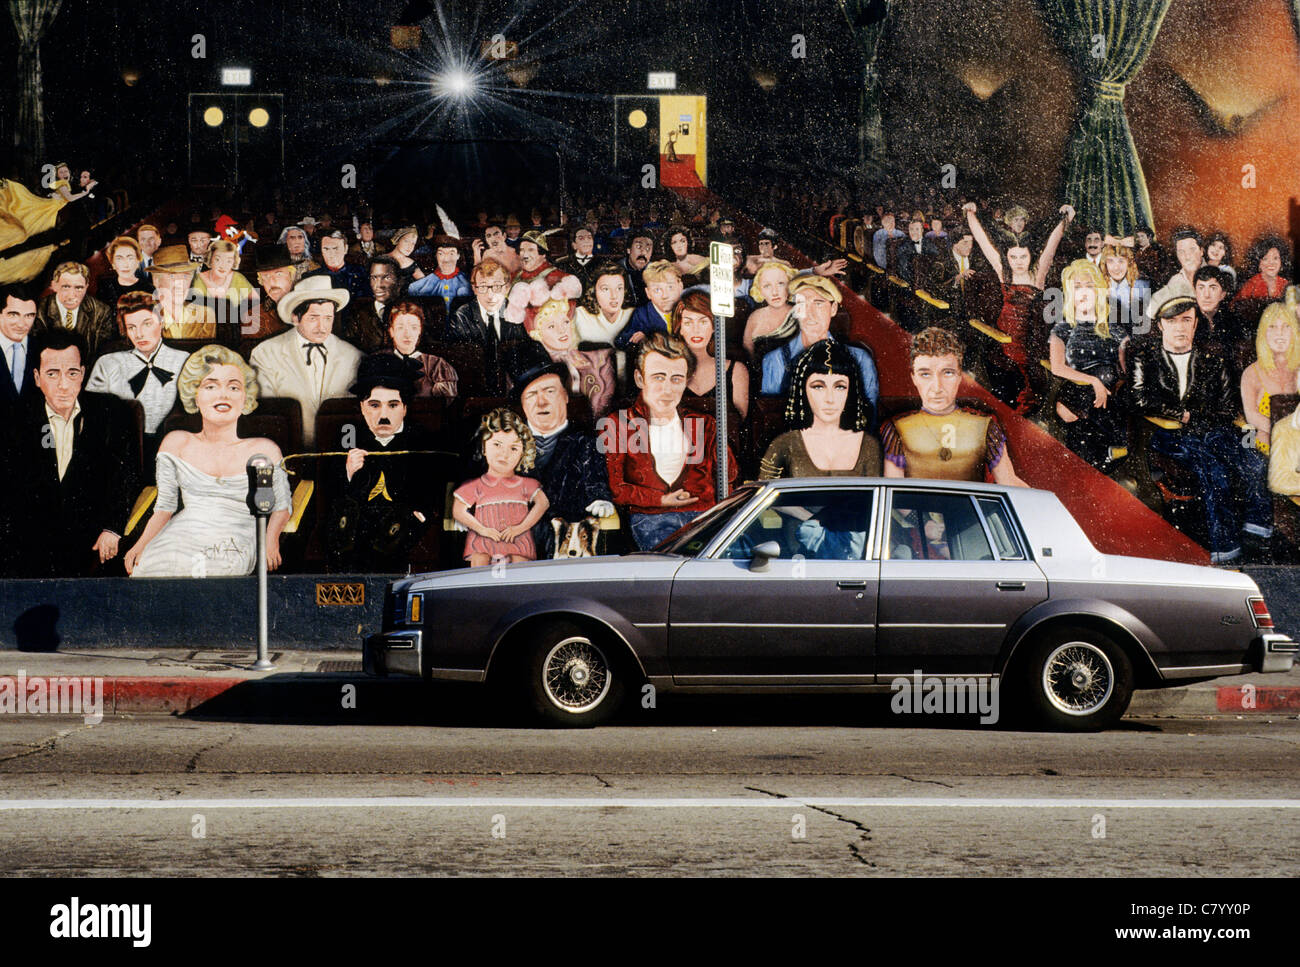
[523, 621, 627, 727]
[1020, 626, 1133, 731]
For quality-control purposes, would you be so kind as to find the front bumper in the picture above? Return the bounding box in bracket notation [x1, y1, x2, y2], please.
[363, 630, 422, 678]
[1257, 633, 1298, 674]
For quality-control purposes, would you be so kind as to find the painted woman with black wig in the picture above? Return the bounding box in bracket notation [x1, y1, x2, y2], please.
[758, 338, 882, 479]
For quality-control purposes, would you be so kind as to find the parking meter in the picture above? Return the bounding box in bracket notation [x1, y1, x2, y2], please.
[247, 454, 276, 517]
[246, 454, 275, 669]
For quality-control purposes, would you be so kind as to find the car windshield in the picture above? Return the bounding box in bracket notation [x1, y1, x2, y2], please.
[648, 489, 757, 556]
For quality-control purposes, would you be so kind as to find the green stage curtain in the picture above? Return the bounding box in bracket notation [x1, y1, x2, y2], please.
[840, 0, 895, 168]
[7, 0, 64, 177]
[1035, 0, 1171, 236]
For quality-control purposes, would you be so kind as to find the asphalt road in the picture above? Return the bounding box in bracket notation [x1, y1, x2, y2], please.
[1, 697, 1297, 877]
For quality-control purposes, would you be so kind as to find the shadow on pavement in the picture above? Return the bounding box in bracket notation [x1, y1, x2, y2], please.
[182, 677, 1166, 732]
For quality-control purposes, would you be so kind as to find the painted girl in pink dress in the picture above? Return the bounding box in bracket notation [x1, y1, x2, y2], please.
[453, 408, 550, 567]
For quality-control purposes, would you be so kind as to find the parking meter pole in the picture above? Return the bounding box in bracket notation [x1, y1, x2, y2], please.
[708, 240, 735, 502]
[714, 315, 728, 501]
[246, 454, 276, 671]
[253, 515, 273, 670]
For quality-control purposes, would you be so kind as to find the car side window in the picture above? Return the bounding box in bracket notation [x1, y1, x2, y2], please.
[976, 497, 1026, 560]
[888, 491, 994, 562]
[718, 489, 875, 561]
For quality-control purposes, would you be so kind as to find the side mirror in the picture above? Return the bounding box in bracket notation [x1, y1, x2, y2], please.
[749, 540, 781, 572]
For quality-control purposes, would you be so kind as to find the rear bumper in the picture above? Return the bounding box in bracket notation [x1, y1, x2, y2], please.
[363, 630, 422, 678]
[1257, 633, 1297, 674]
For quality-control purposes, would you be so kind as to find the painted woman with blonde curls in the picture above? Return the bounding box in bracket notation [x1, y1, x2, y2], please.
[125, 345, 291, 576]
[1048, 259, 1129, 468]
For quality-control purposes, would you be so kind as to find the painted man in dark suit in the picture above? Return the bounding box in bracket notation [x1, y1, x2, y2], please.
[895, 216, 944, 286]
[510, 344, 615, 558]
[447, 256, 528, 394]
[1, 328, 139, 576]
[341, 255, 401, 353]
[0, 284, 42, 414]
[325, 353, 451, 572]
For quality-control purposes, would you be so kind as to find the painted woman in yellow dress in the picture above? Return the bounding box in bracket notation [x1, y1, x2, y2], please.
[0, 171, 73, 283]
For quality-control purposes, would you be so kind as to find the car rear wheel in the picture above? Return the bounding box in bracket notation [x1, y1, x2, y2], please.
[523, 621, 626, 727]
[1019, 626, 1133, 731]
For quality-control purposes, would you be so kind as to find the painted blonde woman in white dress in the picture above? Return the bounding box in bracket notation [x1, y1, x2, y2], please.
[124, 345, 291, 577]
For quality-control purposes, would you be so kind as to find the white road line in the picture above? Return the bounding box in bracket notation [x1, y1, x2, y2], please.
[0, 797, 1296, 810]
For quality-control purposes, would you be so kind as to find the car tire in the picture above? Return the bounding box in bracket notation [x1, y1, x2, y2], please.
[1019, 626, 1133, 732]
[522, 621, 627, 728]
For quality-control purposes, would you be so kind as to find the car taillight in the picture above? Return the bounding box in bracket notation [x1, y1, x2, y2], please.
[1248, 596, 1273, 629]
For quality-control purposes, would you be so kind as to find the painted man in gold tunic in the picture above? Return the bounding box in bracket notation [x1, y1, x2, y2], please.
[881, 327, 1027, 487]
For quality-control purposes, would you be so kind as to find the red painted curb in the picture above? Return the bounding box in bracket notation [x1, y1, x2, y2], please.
[1216, 686, 1300, 712]
[109, 677, 249, 714]
[0, 675, 249, 717]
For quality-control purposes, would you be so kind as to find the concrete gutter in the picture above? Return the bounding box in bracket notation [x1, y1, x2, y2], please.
[0, 649, 1296, 720]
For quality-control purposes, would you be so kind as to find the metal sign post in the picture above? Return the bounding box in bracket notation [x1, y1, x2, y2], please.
[709, 241, 734, 500]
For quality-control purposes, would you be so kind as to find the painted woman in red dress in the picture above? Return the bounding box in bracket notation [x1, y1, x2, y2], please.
[964, 201, 1074, 412]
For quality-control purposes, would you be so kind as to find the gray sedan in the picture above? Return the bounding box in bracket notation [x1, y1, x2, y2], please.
[364, 478, 1296, 730]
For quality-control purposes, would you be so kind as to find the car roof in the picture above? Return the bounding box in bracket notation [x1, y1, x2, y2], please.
[747, 476, 1027, 497]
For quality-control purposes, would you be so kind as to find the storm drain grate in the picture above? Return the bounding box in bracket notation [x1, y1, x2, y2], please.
[316, 660, 364, 673]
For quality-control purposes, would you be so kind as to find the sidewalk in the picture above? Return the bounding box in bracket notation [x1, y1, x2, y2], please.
[0, 649, 1296, 718]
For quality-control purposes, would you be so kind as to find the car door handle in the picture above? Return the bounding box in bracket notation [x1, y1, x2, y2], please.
[837, 580, 868, 590]
[996, 581, 1026, 591]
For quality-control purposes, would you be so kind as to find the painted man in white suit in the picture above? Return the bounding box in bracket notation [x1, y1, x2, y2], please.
[249, 274, 361, 446]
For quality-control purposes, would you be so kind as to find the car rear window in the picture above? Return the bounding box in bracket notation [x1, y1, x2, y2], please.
[888, 491, 994, 561]
[976, 497, 1026, 560]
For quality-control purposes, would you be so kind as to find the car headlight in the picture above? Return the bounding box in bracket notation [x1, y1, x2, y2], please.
[406, 593, 424, 625]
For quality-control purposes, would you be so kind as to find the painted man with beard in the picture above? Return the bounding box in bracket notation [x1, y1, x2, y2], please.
[472, 223, 519, 276]
[620, 230, 654, 305]
[502, 231, 581, 334]
[247, 243, 297, 339]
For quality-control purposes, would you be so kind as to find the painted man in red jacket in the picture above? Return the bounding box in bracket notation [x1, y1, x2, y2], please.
[601, 331, 737, 549]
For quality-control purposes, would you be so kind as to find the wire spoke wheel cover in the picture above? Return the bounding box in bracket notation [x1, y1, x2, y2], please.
[1042, 641, 1114, 716]
[541, 636, 612, 713]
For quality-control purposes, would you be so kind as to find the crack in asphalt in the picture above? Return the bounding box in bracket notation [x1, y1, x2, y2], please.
[0, 726, 94, 764]
[804, 804, 877, 869]
[592, 774, 613, 788]
[886, 773, 956, 788]
[184, 726, 245, 774]
[745, 784, 877, 869]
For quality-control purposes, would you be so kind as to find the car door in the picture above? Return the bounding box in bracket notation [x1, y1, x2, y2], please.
[876, 488, 1048, 676]
[667, 485, 880, 684]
